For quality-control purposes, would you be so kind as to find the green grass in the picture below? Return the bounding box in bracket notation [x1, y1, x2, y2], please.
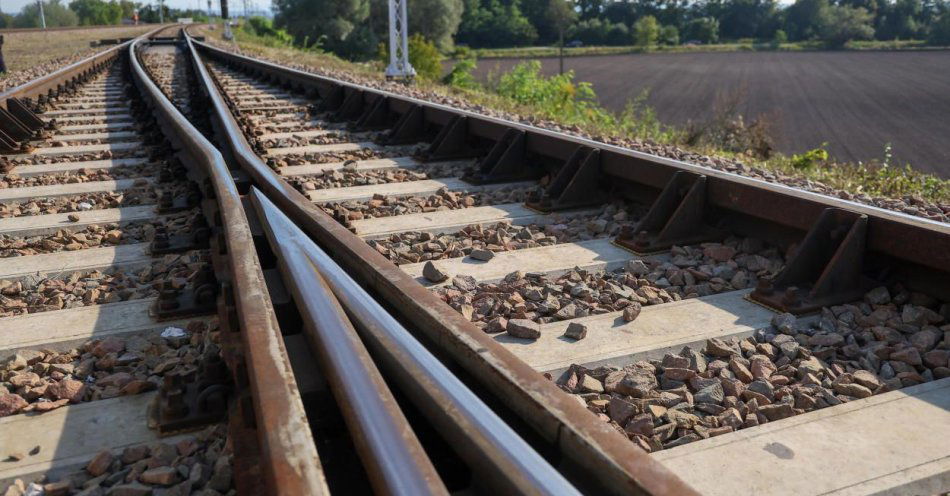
[198, 25, 949, 206]
[469, 39, 940, 59]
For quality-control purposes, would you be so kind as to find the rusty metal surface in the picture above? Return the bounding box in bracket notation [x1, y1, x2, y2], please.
[251, 188, 583, 495]
[128, 38, 328, 495]
[190, 38, 950, 282]
[253, 187, 448, 495]
[185, 33, 698, 496]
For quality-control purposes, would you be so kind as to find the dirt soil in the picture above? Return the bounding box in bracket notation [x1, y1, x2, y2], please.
[0, 25, 155, 88]
[471, 50, 950, 177]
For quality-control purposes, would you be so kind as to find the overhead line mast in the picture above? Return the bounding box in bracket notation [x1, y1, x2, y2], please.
[385, 0, 415, 80]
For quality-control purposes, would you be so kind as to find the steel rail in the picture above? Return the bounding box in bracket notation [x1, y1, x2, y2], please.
[189, 37, 949, 289]
[183, 32, 697, 496]
[127, 37, 329, 495]
[254, 187, 448, 495]
[250, 187, 584, 496]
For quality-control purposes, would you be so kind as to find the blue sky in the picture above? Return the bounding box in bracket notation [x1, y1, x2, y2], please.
[1, 0, 272, 15]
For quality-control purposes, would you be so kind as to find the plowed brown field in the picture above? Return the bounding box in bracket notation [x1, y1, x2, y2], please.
[471, 50, 950, 177]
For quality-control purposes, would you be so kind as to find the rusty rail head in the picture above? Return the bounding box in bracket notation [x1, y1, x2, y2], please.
[127, 38, 329, 495]
[183, 32, 698, 496]
[253, 185, 448, 495]
[250, 188, 583, 496]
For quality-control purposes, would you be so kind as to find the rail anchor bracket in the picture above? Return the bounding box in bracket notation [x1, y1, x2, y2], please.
[153, 266, 219, 320]
[382, 104, 425, 145]
[526, 146, 603, 212]
[614, 170, 722, 253]
[751, 207, 872, 315]
[331, 89, 364, 122]
[158, 186, 202, 214]
[463, 128, 542, 184]
[151, 218, 212, 254]
[417, 114, 479, 162]
[352, 96, 391, 131]
[148, 348, 231, 436]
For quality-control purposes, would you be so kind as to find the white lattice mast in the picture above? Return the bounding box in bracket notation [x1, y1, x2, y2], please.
[385, 0, 415, 79]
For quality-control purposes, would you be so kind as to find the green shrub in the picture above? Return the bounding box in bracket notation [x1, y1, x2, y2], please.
[378, 35, 443, 80]
[617, 90, 680, 143]
[772, 29, 787, 48]
[791, 145, 829, 169]
[241, 16, 294, 46]
[633, 16, 659, 47]
[443, 57, 479, 89]
[452, 45, 473, 59]
[408, 35, 443, 80]
[929, 11, 950, 45]
[495, 61, 602, 121]
[659, 25, 679, 45]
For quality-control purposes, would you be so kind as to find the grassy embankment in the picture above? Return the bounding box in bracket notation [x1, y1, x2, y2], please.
[202, 25, 949, 206]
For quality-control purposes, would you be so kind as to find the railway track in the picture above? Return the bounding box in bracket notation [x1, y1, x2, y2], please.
[0, 26, 947, 496]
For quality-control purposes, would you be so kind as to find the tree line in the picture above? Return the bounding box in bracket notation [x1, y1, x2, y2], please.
[1, 0, 209, 29]
[272, 0, 950, 58]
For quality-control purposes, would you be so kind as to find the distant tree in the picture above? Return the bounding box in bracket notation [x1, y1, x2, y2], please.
[137, 4, 164, 23]
[457, 0, 537, 47]
[273, 0, 377, 58]
[686, 16, 720, 43]
[875, 0, 925, 39]
[820, 5, 875, 46]
[603, 0, 639, 27]
[520, 0, 561, 42]
[569, 18, 609, 44]
[0, 13, 14, 28]
[784, 0, 829, 40]
[14, 0, 78, 27]
[929, 10, 950, 44]
[718, 0, 781, 39]
[408, 0, 463, 50]
[659, 24, 679, 44]
[772, 28, 788, 46]
[633, 15, 659, 46]
[576, 0, 605, 20]
[70, 0, 123, 25]
[545, 0, 578, 46]
[118, 0, 136, 19]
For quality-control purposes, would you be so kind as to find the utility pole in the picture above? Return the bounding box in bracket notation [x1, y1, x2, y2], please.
[158, 0, 163, 24]
[37, 0, 46, 29]
[207, 0, 212, 27]
[385, 0, 414, 80]
[221, 0, 231, 40]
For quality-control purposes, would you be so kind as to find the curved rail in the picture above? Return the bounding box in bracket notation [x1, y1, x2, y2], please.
[255, 190, 447, 494]
[251, 187, 583, 495]
[183, 30, 696, 496]
[127, 35, 329, 495]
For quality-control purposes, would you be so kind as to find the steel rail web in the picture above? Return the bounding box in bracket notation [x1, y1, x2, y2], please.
[249, 187, 583, 496]
[187, 36, 949, 291]
[127, 35, 329, 495]
[182, 30, 698, 496]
